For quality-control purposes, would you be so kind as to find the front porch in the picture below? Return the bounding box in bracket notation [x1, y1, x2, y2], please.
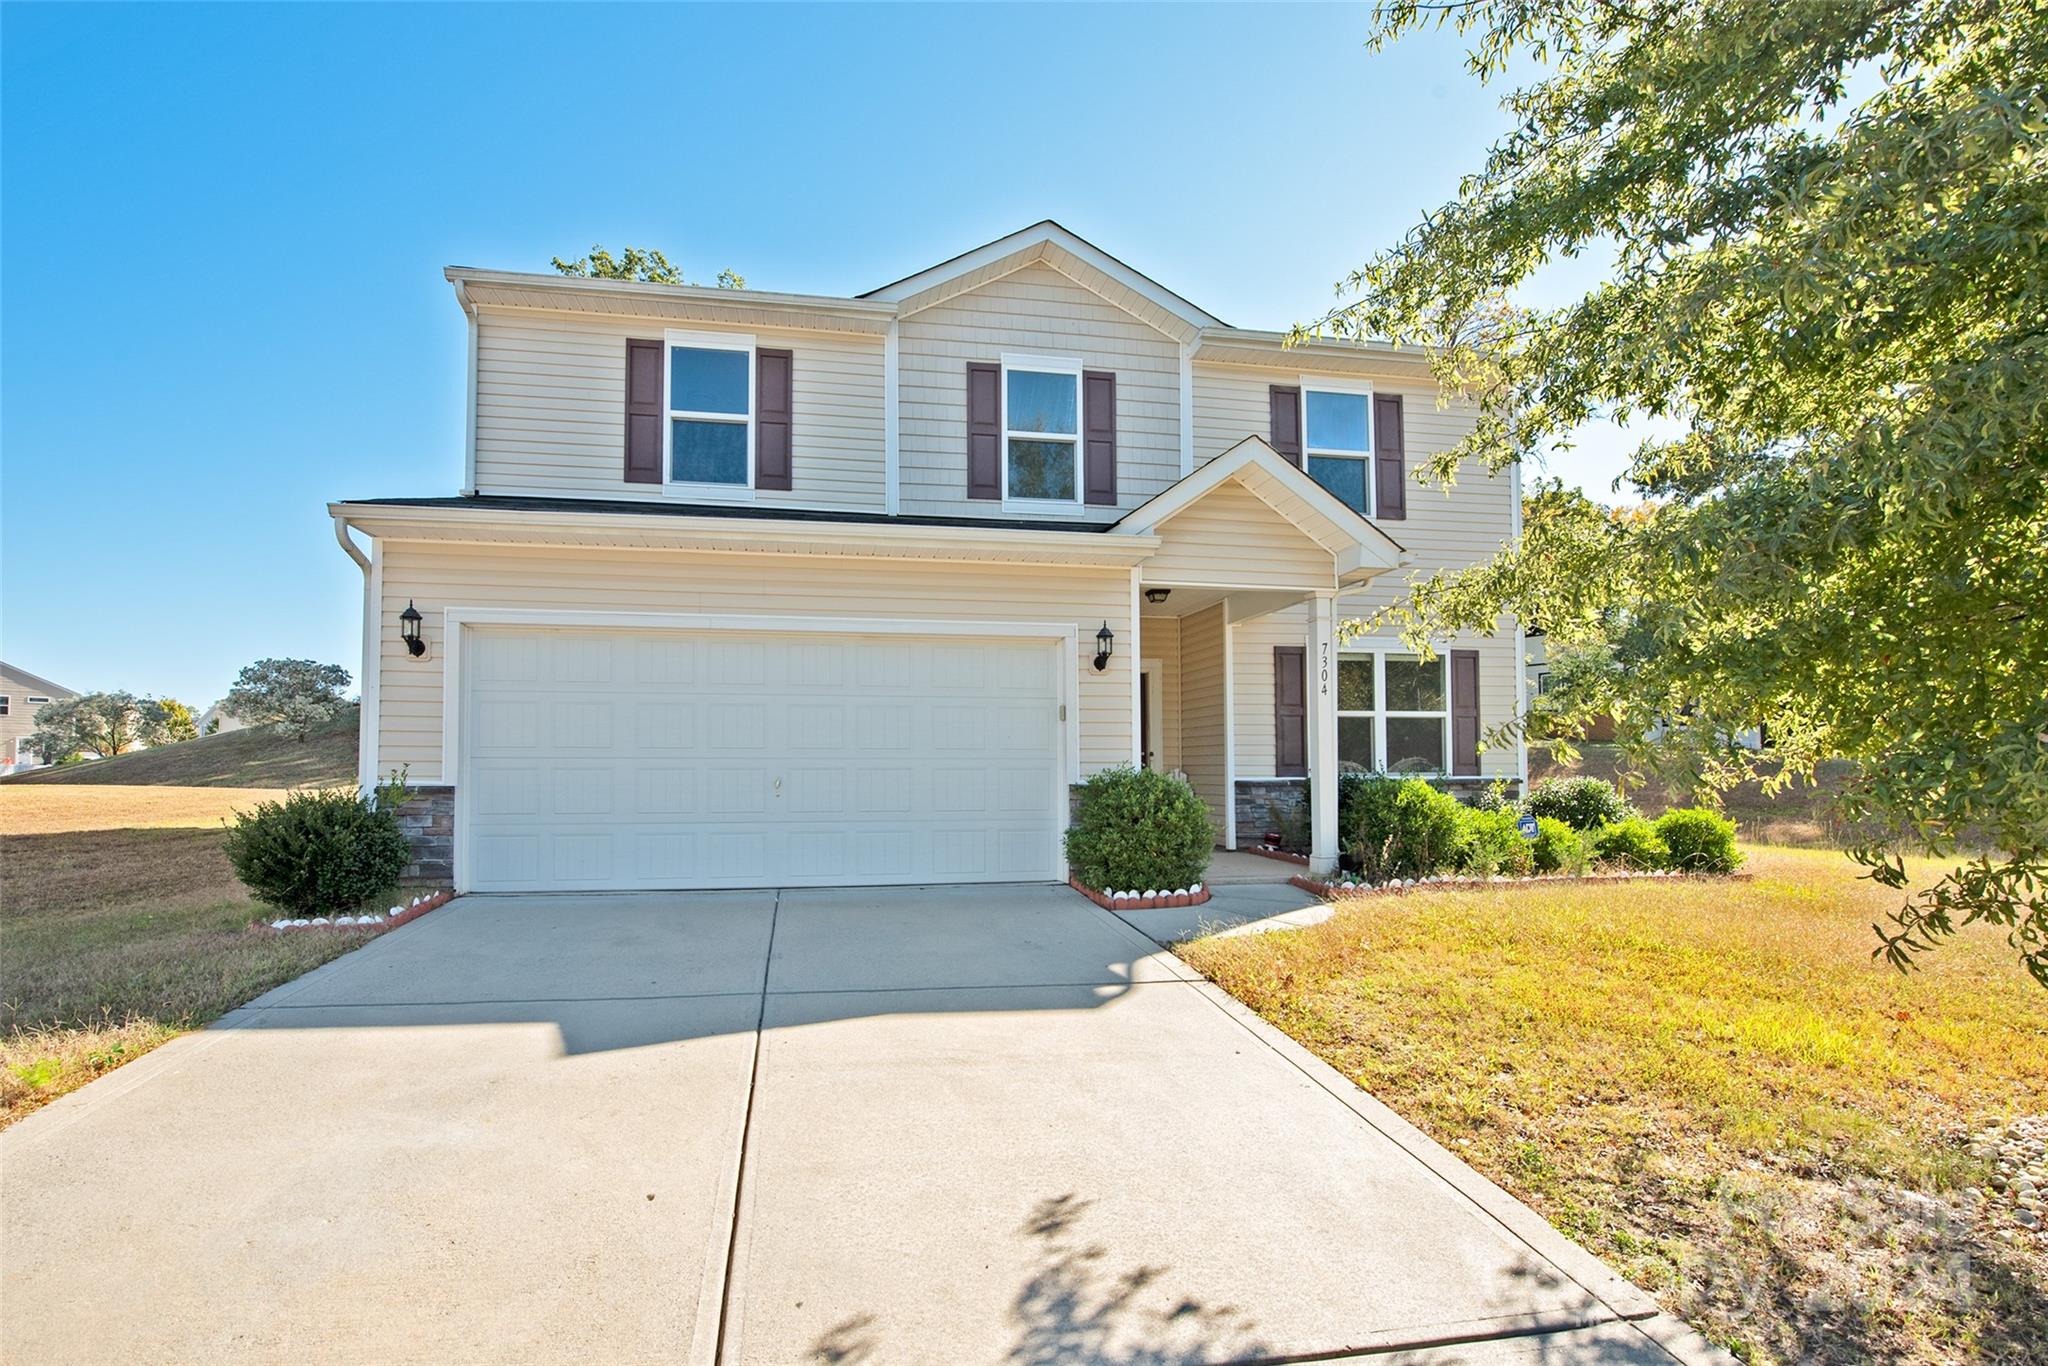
[1112, 437, 1409, 877]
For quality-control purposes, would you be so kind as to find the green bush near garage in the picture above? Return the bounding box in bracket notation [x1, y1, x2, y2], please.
[1063, 766, 1214, 892]
[221, 778, 415, 916]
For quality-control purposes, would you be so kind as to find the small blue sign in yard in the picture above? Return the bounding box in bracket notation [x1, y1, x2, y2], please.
[1517, 814, 1540, 839]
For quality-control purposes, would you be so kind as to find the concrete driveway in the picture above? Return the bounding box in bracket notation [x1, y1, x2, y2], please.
[1, 886, 1716, 1364]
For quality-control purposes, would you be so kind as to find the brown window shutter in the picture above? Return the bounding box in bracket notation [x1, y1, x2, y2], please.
[755, 347, 793, 490]
[1274, 646, 1307, 777]
[1374, 393, 1407, 519]
[625, 339, 663, 484]
[1451, 649, 1481, 775]
[1083, 370, 1117, 506]
[1268, 385, 1302, 467]
[966, 362, 1001, 499]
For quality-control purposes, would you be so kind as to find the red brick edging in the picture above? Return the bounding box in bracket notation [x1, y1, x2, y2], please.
[1069, 877, 1213, 911]
[1244, 845, 1311, 866]
[1290, 870, 1753, 900]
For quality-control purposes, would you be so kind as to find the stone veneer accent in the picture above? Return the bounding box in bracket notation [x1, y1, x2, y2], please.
[1235, 776, 1523, 852]
[390, 784, 455, 885]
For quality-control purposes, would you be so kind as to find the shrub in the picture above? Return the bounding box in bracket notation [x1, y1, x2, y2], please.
[1351, 777, 1466, 881]
[1456, 806, 1535, 877]
[1472, 778, 1519, 814]
[1655, 807, 1743, 873]
[1530, 816, 1590, 874]
[1064, 766, 1213, 892]
[1590, 817, 1669, 870]
[222, 779, 415, 915]
[1523, 776, 1634, 830]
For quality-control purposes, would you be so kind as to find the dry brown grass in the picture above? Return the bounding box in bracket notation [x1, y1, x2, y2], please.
[0, 784, 295, 835]
[1179, 847, 2048, 1364]
[1, 785, 386, 1128]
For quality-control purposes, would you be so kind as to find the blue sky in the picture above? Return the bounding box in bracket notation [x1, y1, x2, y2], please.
[1, 2, 1628, 709]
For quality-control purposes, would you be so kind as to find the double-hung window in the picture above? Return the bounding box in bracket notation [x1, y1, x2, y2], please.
[665, 330, 754, 489]
[1002, 354, 1082, 506]
[1335, 650, 1449, 774]
[1303, 381, 1373, 514]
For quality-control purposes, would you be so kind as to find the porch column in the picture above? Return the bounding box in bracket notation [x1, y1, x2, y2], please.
[1307, 592, 1340, 876]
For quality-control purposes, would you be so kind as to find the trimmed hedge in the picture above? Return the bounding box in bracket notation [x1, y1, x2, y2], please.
[1590, 817, 1670, 870]
[1064, 766, 1213, 892]
[1350, 776, 1466, 880]
[1655, 807, 1743, 873]
[1530, 816, 1590, 874]
[222, 785, 414, 916]
[1524, 776, 1634, 830]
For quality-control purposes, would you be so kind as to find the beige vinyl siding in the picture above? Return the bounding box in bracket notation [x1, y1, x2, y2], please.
[1145, 482, 1334, 591]
[1137, 612, 1182, 773]
[473, 307, 885, 508]
[897, 263, 1182, 522]
[1178, 603, 1228, 841]
[374, 541, 1132, 782]
[1229, 602, 1520, 781]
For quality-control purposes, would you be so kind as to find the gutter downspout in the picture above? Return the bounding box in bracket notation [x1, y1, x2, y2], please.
[455, 280, 479, 496]
[333, 515, 378, 792]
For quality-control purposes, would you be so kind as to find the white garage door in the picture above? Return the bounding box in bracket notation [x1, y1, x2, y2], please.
[459, 626, 1065, 892]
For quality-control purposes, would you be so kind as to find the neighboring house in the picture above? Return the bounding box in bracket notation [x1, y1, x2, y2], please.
[330, 222, 1524, 893]
[0, 663, 80, 772]
[1527, 630, 1762, 751]
[195, 703, 250, 737]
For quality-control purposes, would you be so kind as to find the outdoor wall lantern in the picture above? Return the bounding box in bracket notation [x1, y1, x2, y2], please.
[1144, 587, 1172, 605]
[1093, 621, 1115, 672]
[399, 600, 427, 658]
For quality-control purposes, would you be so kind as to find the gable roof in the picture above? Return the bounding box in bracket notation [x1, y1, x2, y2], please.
[859, 220, 1226, 335]
[0, 662, 78, 698]
[1112, 436, 1407, 584]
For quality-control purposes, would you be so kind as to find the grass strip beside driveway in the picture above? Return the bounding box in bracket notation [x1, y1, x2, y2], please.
[1177, 846, 2048, 1365]
[1, 787, 381, 1127]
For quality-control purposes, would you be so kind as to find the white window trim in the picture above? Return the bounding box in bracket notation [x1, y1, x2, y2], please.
[1301, 375, 1375, 516]
[1000, 351, 1085, 515]
[663, 327, 757, 502]
[1336, 646, 1450, 777]
[25, 696, 50, 704]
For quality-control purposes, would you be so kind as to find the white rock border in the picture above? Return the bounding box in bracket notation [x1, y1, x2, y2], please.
[268, 890, 454, 932]
[1292, 868, 1750, 900]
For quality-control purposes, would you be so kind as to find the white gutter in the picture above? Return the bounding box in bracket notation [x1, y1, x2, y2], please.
[330, 502, 1161, 569]
[332, 513, 370, 570]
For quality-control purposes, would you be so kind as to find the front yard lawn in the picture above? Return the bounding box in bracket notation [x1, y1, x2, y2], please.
[1178, 847, 2048, 1365]
[0, 785, 382, 1128]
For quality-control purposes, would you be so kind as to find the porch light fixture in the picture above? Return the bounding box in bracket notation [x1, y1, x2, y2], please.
[1144, 588, 1172, 605]
[399, 600, 427, 658]
[1093, 621, 1115, 672]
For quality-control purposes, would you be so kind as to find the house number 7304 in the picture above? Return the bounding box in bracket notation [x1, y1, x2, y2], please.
[1319, 640, 1331, 696]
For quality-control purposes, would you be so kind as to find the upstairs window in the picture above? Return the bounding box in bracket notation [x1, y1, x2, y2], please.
[1335, 650, 1449, 774]
[1003, 356, 1081, 505]
[0, 696, 8, 716]
[665, 331, 753, 487]
[1304, 383, 1372, 514]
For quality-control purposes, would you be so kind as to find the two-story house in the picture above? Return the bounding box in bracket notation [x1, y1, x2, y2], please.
[0, 663, 79, 772]
[330, 222, 1524, 894]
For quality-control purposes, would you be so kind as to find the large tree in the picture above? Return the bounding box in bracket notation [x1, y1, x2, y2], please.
[551, 245, 744, 290]
[1321, 1, 2047, 980]
[27, 692, 193, 761]
[223, 658, 352, 740]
